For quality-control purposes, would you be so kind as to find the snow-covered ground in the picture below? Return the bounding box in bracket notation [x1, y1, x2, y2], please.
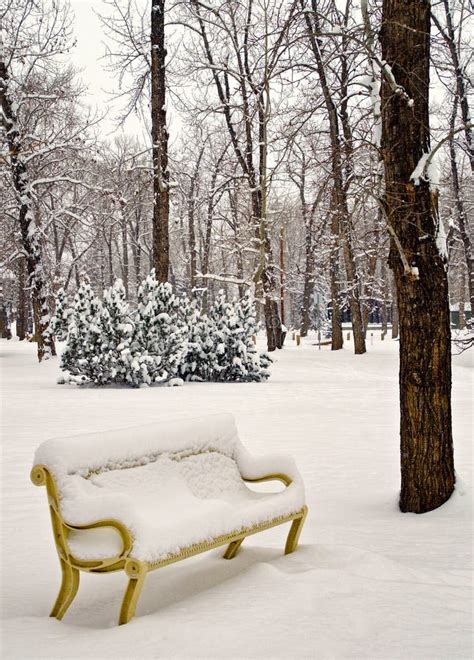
[1, 337, 472, 659]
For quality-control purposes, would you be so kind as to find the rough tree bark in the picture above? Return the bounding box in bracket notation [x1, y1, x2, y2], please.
[0, 55, 55, 361]
[151, 0, 170, 282]
[381, 0, 455, 513]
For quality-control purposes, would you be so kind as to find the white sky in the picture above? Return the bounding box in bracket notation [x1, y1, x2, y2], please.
[69, 0, 147, 140]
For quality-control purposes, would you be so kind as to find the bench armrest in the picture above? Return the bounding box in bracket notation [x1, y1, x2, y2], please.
[236, 451, 303, 489]
[63, 518, 133, 559]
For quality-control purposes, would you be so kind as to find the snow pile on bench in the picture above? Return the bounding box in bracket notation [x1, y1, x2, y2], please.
[34, 414, 305, 563]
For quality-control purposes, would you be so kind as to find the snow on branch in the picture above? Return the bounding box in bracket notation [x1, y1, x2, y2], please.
[198, 272, 252, 287]
[410, 123, 470, 187]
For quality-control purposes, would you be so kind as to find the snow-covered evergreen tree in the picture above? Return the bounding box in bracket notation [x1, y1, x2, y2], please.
[49, 287, 72, 342]
[236, 291, 272, 379]
[208, 290, 271, 382]
[180, 298, 217, 382]
[128, 270, 188, 386]
[101, 279, 134, 383]
[60, 282, 106, 384]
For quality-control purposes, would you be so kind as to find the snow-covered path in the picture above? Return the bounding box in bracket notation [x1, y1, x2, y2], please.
[1, 338, 472, 659]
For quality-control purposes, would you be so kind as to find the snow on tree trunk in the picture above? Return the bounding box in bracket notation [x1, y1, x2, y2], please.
[0, 54, 55, 362]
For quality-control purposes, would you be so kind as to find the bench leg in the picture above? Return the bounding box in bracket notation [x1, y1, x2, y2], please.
[119, 560, 147, 625]
[284, 507, 308, 555]
[50, 559, 80, 620]
[223, 537, 245, 560]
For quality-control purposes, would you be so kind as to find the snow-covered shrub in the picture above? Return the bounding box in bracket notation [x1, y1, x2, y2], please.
[236, 291, 272, 379]
[60, 282, 107, 384]
[127, 270, 188, 386]
[208, 290, 271, 382]
[58, 276, 270, 387]
[49, 287, 72, 341]
[100, 280, 134, 383]
[180, 299, 218, 382]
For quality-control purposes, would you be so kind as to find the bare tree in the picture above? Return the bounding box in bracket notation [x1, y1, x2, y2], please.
[0, 0, 76, 359]
[300, 0, 366, 354]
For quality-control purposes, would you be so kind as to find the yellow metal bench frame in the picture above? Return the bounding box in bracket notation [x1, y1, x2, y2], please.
[31, 464, 307, 625]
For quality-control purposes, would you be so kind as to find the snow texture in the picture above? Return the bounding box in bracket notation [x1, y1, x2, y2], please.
[34, 414, 305, 562]
[58, 277, 270, 386]
[1, 337, 472, 658]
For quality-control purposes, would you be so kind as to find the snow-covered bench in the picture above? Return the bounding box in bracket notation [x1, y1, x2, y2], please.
[31, 414, 307, 625]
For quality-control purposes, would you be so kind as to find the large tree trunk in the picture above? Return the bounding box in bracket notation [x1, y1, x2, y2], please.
[381, 0, 455, 513]
[151, 0, 170, 282]
[0, 56, 55, 361]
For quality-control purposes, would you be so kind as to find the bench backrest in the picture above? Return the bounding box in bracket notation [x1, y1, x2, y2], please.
[34, 414, 240, 482]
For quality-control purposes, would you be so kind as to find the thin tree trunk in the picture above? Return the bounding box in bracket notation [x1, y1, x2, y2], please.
[381, 0, 454, 513]
[191, 0, 282, 350]
[330, 248, 344, 350]
[391, 274, 399, 339]
[279, 226, 285, 326]
[381, 263, 389, 337]
[202, 148, 226, 311]
[17, 257, 28, 340]
[432, 1, 473, 173]
[151, 0, 170, 282]
[120, 201, 129, 298]
[302, 0, 365, 354]
[187, 145, 205, 294]
[300, 232, 314, 337]
[448, 98, 473, 312]
[299, 164, 313, 337]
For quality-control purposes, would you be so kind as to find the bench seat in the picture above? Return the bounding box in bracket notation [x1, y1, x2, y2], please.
[32, 414, 307, 624]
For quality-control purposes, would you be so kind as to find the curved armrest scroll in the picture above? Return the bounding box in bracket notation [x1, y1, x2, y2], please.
[243, 473, 292, 487]
[63, 519, 133, 559]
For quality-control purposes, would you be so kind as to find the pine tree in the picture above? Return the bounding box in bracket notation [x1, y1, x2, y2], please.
[236, 291, 272, 381]
[209, 290, 271, 382]
[180, 298, 217, 382]
[101, 279, 134, 383]
[60, 282, 106, 384]
[49, 287, 72, 342]
[128, 270, 188, 386]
